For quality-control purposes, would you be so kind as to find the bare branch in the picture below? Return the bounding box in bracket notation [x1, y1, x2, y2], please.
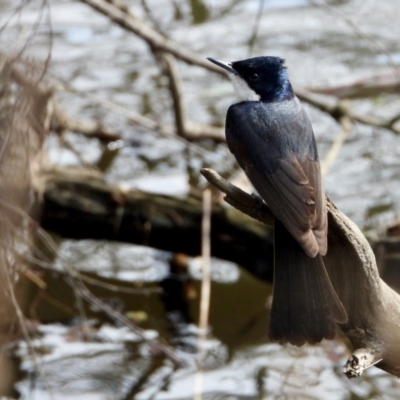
[309, 69, 400, 99]
[201, 167, 400, 378]
[52, 104, 122, 142]
[200, 168, 274, 227]
[54, 77, 225, 143]
[343, 348, 383, 378]
[41, 166, 273, 281]
[78, 0, 400, 155]
[295, 86, 400, 135]
[80, 0, 221, 73]
[160, 52, 187, 139]
[321, 116, 353, 176]
[71, 277, 184, 366]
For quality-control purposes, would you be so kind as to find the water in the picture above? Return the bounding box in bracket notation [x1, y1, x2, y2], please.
[2, 0, 400, 398]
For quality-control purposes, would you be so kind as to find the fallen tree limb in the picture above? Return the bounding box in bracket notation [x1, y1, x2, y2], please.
[200, 168, 400, 378]
[40, 167, 274, 282]
[39, 166, 400, 377]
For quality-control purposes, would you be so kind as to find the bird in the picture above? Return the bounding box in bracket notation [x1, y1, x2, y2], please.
[207, 56, 347, 346]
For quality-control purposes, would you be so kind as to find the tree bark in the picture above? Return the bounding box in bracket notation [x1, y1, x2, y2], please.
[200, 168, 400, 378]
[41, 168, 274, 282]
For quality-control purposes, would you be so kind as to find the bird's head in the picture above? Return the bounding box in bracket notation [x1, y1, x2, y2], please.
[208, 56, 294, 103]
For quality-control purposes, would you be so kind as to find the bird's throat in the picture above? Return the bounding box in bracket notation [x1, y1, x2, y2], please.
[229, 74, 261, 102]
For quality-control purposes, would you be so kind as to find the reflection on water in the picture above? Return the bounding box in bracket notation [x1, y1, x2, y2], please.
[16, 322, 400, 399]
[2, 0, 400, 398]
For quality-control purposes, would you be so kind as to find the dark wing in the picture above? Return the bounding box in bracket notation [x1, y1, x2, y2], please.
[226, 99, 327, 257]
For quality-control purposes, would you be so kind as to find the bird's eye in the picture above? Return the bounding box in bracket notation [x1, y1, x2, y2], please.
[249, 73, 259, 81]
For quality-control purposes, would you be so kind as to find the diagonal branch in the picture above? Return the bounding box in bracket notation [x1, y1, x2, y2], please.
[80, 0, 221, 73]
[201, 167, 400, 379]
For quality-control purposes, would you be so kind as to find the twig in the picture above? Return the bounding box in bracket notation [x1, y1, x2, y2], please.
[70, 278, 184, 366]
[140, 0, 167, 36]
[194, 189, 212, 400]
[161, 53, 186, 138]
[309, 69, 400, 99]
[321, 116, 353, 176]
[53, 77, 225, 144]
[9, 59, 122, 143]
[199, 188, 212, 337]
[295, 86, 400, 135]
[247, 0, 265, 57]
[200, 168, 274, 227]
[80, 0, 221, 73]
[22, 268, 47, 289]
[52, 104, 122, 142]
[25, 253, 161, 295]
[343, 348, 383, 378]
[57, 133, 93, 167]
[311, 0, 399, 71]
[80, 0, 400, 145]
[389, 111, 400, 126]
[36, 289, 77, 317]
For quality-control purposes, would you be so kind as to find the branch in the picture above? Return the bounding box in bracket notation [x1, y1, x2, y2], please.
[295, 86, 400, 135]
[200, 168, 274, 227]
[9, 59, 123, 143]
[40, 167, 274, 282]
[52, 104, 122, 143]
[200, 168, 400, 378]
[79, 0, 400, 145]
[321, 116, 353, 176]
[80, 0, 221, 73]
[309, 69, 400, 99]
[54, 76, 225, 143]
[160, 53, 187, 139]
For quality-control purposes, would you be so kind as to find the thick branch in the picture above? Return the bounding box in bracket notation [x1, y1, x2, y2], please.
[38, 165, 400, 376]
[40, 167, 274, 282]
[201, 168, 400, 378]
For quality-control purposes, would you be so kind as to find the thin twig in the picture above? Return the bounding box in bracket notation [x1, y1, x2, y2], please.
[80, 0, 221, 73]
[161, 53, 186, 138]
[194, 188, 212, 400]
[53, 77, 224, 144]
[79, 0, 400, 153]
[71, 278, 184, 366]
[52, 104, 122, 142]
[309, 69, 400, 99]
[295, 86, 400, 136]
[311, 0, 400, 71]
[321, 116, 353, 176]
[247, 0, 265, 57]
[200, 168, 274, 227]
[199, 188, 212, 336]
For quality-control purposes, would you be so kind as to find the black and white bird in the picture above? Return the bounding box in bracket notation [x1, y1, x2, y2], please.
[208, 56, 347, 346]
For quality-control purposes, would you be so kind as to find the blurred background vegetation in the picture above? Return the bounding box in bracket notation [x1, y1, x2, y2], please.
[0, 0, 400, 398]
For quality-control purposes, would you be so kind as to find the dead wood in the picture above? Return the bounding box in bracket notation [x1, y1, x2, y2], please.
[200, 168, 400, 378]
[40, 167, 274, 282]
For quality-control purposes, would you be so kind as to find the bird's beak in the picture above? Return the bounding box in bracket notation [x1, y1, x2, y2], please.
[207, 57, 236, 74]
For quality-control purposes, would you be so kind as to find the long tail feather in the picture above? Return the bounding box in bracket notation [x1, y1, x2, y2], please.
[269, 219, 347, 346]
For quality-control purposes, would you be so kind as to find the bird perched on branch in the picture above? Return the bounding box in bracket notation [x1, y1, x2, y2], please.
[207, 56, 347, 346]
